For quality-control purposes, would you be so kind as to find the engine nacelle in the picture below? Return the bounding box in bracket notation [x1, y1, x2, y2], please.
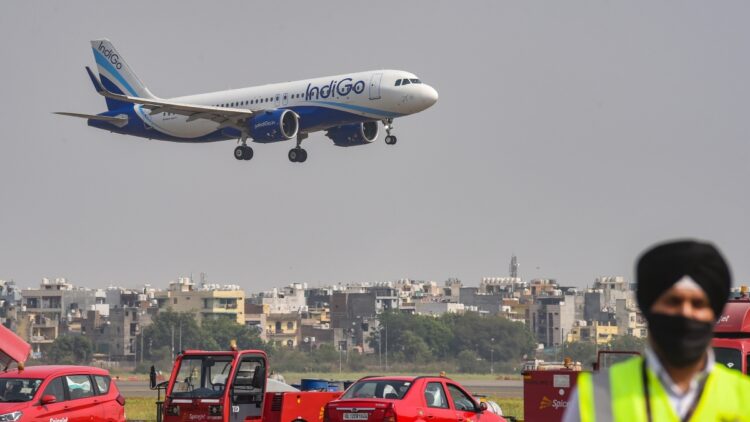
[325, 121, 379, 147]
[249, 109, 299, 143]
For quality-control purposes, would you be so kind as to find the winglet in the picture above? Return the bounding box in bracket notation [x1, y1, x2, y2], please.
[85, 66, 106, 94]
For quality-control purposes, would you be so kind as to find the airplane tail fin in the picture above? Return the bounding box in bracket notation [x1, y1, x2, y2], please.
[90, 39, 156, 110]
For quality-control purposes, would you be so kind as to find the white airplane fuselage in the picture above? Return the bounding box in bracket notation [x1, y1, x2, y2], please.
[60, 39, 438, 161]
[94, 69, 438, 143]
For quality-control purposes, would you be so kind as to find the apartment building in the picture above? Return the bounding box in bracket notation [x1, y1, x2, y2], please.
[155, 277, 244, 324]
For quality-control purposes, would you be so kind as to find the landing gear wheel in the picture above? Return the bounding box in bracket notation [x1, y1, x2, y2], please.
[234, 146, 253, 160]
[289, 148, 307, 163]
[385, 135, 397, 145]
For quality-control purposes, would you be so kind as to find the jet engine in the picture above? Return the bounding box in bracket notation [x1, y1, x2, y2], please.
[249, 109, 299, 142]
[325, 121, 379, 147]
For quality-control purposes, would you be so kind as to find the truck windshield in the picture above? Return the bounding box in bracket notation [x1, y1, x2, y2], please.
[714, 347, 742, 371]
[0, 378, 43, 402]
[171, 355, 233, 398]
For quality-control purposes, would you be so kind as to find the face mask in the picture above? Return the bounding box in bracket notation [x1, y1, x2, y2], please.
[647, 313, 714, 368]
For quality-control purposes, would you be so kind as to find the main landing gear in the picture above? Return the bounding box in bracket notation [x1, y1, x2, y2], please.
[289, 133, 309, 163]
[383, 118, 397, 145]
[234, 134, 253, 161]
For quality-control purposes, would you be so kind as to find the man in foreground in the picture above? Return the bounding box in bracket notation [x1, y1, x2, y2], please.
[563, 239, 750, 421]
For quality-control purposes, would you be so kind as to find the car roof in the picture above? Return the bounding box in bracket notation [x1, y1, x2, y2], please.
[357, 376, 446, 382]
[0, 365, 110, 379]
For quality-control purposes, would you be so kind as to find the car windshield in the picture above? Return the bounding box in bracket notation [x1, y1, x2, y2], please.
[714, 347, 742, 371]
[171, 355, 233, 398]
[0, 378, 43, 402]
[341, 380, 411, 400]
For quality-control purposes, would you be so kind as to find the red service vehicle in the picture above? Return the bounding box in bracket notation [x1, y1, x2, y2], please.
[0, 365, 126, 422]
[522, 351, 638, 422]
[155, 348, 340, 422]
[324, 375, 507, 422]
[713, 295, 750, 374]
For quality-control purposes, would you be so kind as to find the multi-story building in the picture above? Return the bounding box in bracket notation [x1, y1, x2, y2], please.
[458, 287, 503, 315]
[415, 301, 465, 316]
[261, 283, 307, 314]
[155, 277, 244, 324]
[244, 303, 268, 340]
[442, 278, 463, 302]
[592, 276, 634, 308]
[501, 298, 528, 323]
[567, 320, 619, 344]
[530, 293, 576, 348]
[480, 277, 521, 295]
[615, 298, 647, 338]
[266, 313, 301, 348]
[0, 280, 22, 329]
[20, 278, 106, 356]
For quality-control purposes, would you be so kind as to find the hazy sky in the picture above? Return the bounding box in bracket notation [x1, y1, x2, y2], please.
[1, 1, 749, 291]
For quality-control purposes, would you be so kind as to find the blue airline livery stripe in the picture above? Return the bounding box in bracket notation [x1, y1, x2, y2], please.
[308, 101, 404, 118]
[93, 48, 137, 96]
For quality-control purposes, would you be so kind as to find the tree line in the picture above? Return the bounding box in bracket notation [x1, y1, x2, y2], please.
[44, 310, 537, 374]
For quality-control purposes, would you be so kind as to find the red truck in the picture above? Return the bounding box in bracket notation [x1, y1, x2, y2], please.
[152, 348, 340, 422]
[713, 295, 750, 374]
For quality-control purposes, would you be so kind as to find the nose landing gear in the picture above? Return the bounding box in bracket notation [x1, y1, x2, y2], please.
[383, 119, 397, 145]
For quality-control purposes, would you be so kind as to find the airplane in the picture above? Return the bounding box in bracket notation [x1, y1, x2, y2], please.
[56, 39, 438, 163]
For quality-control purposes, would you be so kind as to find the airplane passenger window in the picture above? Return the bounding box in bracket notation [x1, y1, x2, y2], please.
[402, 79, 411, 85]
[395, 79, 402, 86]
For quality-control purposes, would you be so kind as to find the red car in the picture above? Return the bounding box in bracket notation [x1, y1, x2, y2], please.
[325, 376, 507, 422]
[0, 365, 126, 422]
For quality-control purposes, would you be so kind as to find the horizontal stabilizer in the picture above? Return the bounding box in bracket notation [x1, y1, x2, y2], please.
[54, 111, 128, 128]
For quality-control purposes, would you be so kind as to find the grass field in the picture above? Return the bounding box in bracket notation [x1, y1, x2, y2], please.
[125, 397, 158, 422]
[492, 397, 523, 420]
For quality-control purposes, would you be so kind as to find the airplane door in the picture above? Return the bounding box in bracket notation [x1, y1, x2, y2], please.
[274, 94, 281, 107]
[369, 73, 382, 100]
[283, 93, 289, 106]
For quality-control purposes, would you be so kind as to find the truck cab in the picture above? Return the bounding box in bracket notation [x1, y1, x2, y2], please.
[160, 349, 267, 422]
[713, 297, 750, 374]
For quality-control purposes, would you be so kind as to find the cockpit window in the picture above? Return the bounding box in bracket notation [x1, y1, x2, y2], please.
[402, 79, 411, 85]
[410, 79, 422, 84]
[395, 79, 402, 86]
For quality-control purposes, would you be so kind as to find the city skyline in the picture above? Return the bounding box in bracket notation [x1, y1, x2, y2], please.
[2, 2, 749, 290]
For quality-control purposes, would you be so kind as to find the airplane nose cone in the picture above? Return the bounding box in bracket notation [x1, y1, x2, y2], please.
[424, 85, 439, 107]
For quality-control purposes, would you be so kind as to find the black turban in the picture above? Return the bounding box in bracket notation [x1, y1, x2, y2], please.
[636, 239, 731, 319]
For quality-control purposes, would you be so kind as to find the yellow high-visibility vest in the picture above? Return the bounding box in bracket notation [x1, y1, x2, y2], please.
[577, 356, 750, 422]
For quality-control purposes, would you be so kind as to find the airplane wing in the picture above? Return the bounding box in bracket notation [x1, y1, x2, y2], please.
[84, 66, 260, 130]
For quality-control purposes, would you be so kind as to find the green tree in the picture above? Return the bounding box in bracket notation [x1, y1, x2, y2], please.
[399, 330, 433, 363]
[563, 341, 597, 367]
[47, 335, 93, 364]
[607, 335, 647, 353]
[200, 317, 266, 351]
[142, 310, 206, 359]
[442, 312, 536, 362]
[456, 349, 484, 373]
